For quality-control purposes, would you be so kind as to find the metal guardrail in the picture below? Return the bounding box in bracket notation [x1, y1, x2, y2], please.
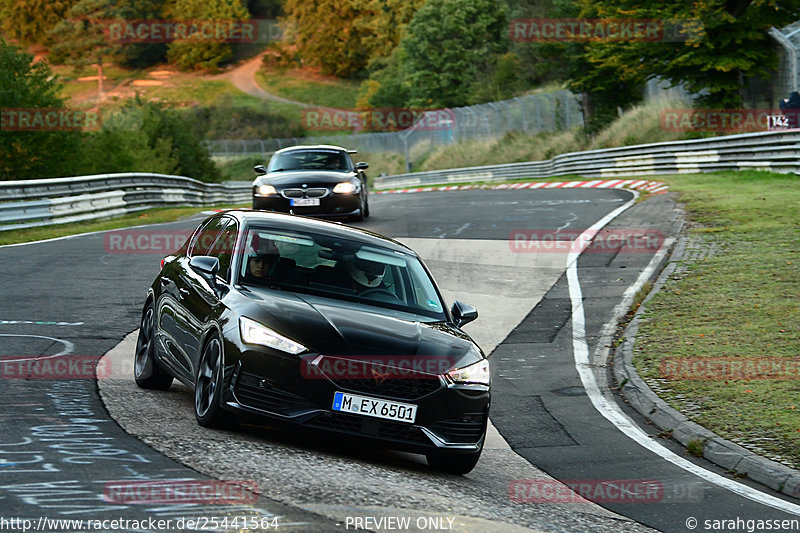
[373, 130, 800, 189]
[2, 130, 798, 231]
[0, 173, 251, 232]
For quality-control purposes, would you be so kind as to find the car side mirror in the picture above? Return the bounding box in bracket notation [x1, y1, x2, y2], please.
[451, 300, 478, 327]
[190, 256, 220, 289]
[355, 162, 369, 171]
[254, 165, 268, 175]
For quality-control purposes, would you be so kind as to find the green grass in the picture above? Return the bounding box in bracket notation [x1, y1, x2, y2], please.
[0, 204, 247, 247]
[256, 66, 360, 109]
[633, 170, 800, 468]
[399, 96, 695, 173]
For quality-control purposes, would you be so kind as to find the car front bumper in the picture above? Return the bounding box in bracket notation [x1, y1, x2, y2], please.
[222, 350, 490, 454]
[253, 194, 362, 218]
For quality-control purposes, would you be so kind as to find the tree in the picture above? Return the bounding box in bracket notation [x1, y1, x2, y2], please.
[49, 0, 117, 101]
[570, 0, 800, 109]
[280, 0, 424, 78]
[84, 99, 222, 181]
[0, 39, 83, 179]
[392, 0, 511, 107]
[0, 0, 79, 45]
[165, 0, 250, 71]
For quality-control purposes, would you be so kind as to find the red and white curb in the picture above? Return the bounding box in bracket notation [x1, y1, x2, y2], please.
[377, 179, 669, 195]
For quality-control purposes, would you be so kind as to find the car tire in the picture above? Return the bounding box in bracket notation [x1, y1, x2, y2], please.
[351, 201, 365, 222]
[133, 302, 173, 390]
[425, 449, 482, 475]
[363, 196, 370, 218]
[194, 334, 229, 428]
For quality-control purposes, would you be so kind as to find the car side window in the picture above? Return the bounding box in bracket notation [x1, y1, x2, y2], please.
[188, 217, 227, 257]
[207, 219, 238, 282]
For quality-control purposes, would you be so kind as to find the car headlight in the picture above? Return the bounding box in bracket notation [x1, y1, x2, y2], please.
[446, 359, 490, 386]
[255, 184, 277, 196]
[333, 182, 357, 194]
[239, 317, 307, 354]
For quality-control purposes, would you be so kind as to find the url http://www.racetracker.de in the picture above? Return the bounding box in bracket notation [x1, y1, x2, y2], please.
[0, 515, 280, 532]
[685, 516, 800, 532]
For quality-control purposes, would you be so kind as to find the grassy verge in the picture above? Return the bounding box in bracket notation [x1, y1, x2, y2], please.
[256, 66, 360, 109]
[633, 170, 800, 469]
[0, 204, 247, 247]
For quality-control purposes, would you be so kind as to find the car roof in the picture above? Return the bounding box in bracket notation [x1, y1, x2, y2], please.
[273, 145, 353, 155]
[220, 210, 414, 255]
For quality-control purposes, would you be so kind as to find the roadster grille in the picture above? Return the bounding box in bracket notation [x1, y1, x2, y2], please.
[281, 188, 329, 199]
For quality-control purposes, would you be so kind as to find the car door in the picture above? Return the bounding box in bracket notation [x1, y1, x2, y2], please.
[158, 216, 228, 381]
[177, 217, 239, 378]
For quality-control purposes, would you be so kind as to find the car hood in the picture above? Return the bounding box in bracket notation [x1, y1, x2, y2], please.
[239, 288, 482, 373]
[255, 171, 356, 187]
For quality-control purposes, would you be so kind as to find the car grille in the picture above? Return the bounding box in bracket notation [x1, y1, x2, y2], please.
[281, 188, 329, 199]
[306, 412, 431, 446]
[234, 372, 312, 413]
[331, 376, 443, 401]
[428, 412, 486, 444]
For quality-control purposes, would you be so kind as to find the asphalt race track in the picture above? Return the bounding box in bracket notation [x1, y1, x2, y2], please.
[1, 188, 798, 532]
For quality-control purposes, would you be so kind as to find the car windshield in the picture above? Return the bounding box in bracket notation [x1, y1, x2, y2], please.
[267, 150, 352, 172]
[237, 226, 446, 321]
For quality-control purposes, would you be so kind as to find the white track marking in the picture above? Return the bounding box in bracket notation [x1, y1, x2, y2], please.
[566, 192, 800, 515]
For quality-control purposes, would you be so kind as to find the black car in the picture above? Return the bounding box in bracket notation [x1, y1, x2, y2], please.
[252, 145, 370, 221]
[134, 210, 490, 474]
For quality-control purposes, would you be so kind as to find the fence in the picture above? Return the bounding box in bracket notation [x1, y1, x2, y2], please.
[373, 129, 800, 190]
[3, 130, 798, 231]
[0, 173, 251, 231]
[204, 90, 584, 162]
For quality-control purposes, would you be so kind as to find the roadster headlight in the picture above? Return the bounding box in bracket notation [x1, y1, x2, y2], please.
[333, 182, 357, 194]
[446, 359, 490, 386]
[255, 184, 277, 196]
[239, 316, 307, 354]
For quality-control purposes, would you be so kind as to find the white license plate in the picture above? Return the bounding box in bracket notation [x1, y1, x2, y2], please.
[332, 391, 417, 424]
[290, 198, 320, 207]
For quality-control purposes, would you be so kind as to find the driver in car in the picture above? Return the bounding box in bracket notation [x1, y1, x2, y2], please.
[343, 256, 387, 294]
[243, 236, 280, 284]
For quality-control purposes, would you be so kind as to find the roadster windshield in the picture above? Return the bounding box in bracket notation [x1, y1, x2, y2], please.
[237, 226, 446, 320]
[267, 150, 352, 172]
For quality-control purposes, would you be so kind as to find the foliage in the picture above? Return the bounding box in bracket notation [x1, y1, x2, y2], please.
[110, 0, 168, 68]
[0, 39, 83, 180]
[179, 98, 306, 139]
[571, 0, 800, 109]
[88, 98, 222, 180]
[165, 0, 250, 71]
[280, 0, 424, 78]
[363, 0, 512, 109]
[0, 0, 79, 45]
[49, 0, 115, 69]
